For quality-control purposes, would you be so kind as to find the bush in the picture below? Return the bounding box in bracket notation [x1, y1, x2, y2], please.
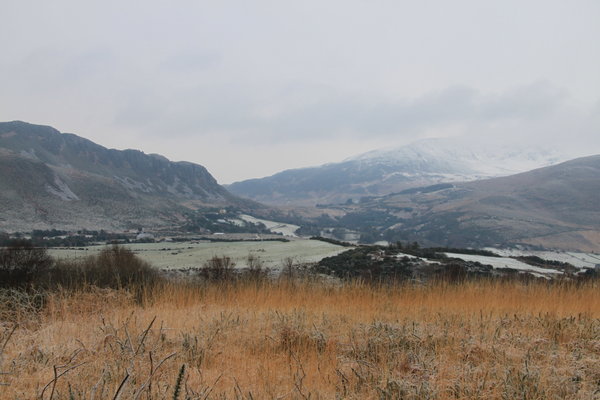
[198, 256, 236, 281]
[0, 240, 53, 288]
[280, 257, 296, 280]
[50, 245, 159, 290]
[242, 254, 270, 282]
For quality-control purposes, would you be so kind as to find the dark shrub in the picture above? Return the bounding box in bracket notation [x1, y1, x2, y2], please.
[50, 245, 159, 290]
[242, 254, 270, 282]
[199, 256, 235, 281]
[439, 263, 468, 283]
[0, 240, 53, 288]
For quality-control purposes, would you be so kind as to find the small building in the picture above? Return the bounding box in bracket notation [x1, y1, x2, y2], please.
[136, 232, 155, 241]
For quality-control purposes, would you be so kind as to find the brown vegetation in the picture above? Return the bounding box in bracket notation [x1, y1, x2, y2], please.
[1, 277, 599, 399]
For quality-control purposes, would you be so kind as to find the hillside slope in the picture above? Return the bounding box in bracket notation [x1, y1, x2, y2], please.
[345, 155, 600, 251]
[0, 121, 257, 231]
[228, 137, 565, 206]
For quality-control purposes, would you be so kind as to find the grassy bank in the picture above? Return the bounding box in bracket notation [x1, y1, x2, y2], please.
[1, 279, 599, 399]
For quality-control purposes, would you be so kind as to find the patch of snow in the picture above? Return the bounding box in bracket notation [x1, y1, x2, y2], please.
[346, 137, 570, 180]
[166, 177, 193, 196]
[136, 232, 154, 240]
[394, 252, 440, 264]
[240, 214, 300, 237]
[226, 218, 246, 227]
[46, 175, 79, 201]
[484, 248, 600, 270]
[395, 252, 418, 259]
[373, 241, 389, 246]
[444, 253, 562, 275]
[20, 148, 39, 160]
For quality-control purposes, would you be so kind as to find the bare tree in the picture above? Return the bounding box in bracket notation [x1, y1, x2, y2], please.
[200, 256, 235, 281]
[280, 257, 296, 280]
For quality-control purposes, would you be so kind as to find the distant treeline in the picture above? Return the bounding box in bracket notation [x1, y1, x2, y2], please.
[170, 237, 290, 243]
[315, 243, 598, 283]
[309, 236, 355, 247]
[0, 230, 131, 247]
[0, 240, 157, 292]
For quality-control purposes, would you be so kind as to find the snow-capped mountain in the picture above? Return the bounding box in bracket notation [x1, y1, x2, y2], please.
[349, 136, 567, 179]
[348, 154, 600, 251]
[228, 137, 571, 206]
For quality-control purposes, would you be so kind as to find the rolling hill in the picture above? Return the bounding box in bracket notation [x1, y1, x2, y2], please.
[338, 155, 600, 251]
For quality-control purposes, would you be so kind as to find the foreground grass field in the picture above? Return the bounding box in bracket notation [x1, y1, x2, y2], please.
[1, 280, 599, 399]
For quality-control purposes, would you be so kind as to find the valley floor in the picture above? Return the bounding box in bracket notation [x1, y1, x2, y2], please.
[47, 239, 346, 271]
[1, 280, 599, 399]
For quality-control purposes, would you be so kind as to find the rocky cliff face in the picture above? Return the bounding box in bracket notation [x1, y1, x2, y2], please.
[0, 121, 254, 231]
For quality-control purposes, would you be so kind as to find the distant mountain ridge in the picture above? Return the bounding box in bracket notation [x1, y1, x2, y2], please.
[0, 121, 256, 231]
[340, 155, 600, 251]
[228, 137, 567, 206]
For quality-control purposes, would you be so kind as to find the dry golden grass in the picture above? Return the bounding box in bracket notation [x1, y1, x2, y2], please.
[1, 280, 599, 399]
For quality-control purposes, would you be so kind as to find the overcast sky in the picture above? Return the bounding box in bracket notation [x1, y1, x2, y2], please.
[1, 1, 599, 183]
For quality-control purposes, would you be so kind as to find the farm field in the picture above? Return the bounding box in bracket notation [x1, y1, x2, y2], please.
[48, 239, 345, 270]
[238, 214, 300, 237]
[485, 247, 600, 269]
[444, 252, 563, 276]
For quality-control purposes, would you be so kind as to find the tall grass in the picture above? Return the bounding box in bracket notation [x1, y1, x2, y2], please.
[0, 278, 598, 399]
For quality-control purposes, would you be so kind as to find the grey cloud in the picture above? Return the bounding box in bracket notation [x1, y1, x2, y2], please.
[478, 81, 567, 120]
[1, 0, 599, 182]
[123, 82, 565, 144]
[14, 47, 116, 88]
[160, 50, 222, 73]
[290, 82, 564, 139]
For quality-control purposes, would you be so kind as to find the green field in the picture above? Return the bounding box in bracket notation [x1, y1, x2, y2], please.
[48, 239, 346, 270]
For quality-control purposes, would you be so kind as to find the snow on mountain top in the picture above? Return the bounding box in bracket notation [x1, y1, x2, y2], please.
[346, 136, 568, 177]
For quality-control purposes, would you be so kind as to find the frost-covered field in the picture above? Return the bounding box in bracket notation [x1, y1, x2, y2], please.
[49, 239, 345, 270]
[239, 214, 300, 237]
[485, 248, 600, 270]
[444, 253, 563, 276]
